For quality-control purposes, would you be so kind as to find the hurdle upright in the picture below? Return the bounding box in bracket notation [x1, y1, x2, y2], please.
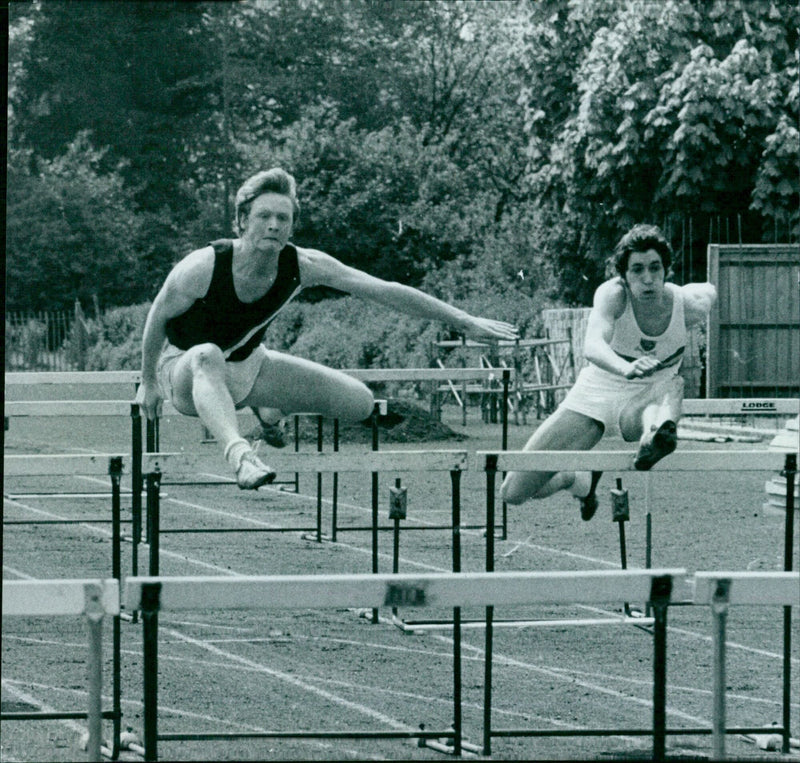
[695, 571, 800, 759]
[2, 578, 120, 762]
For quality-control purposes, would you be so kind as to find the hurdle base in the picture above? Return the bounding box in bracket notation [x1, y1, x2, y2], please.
[416, 724, 481, 757]
[300, 531, 333, 543]
[392, 613, 656, 633]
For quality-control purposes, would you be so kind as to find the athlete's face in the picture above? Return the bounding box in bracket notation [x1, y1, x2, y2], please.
[241, 193, 294, 255]
[624, 249, 666, 302]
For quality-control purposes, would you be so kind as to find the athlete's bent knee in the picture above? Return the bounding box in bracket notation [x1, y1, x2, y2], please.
[188, 343, 226, 373]
[349, 383, 375, 421]
[500, 474, 526, 505]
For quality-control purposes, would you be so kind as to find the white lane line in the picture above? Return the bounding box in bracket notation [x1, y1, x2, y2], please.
[3, 565, 37, 580]
[3, 496, 239, 576]
[161, 625, 421, 732]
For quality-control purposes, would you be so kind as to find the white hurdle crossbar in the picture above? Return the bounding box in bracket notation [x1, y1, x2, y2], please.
[478, 449, 789, 473]
[125, 568, 684, 762]
[144, 448, 468, 477]
[2, 578, 120, 763]
[694, 571, 800, 759]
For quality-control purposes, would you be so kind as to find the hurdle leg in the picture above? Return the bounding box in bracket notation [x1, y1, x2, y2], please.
[711, 579, 731, 760]
[86, 613, 103, 762]
[651, 575, 672, 762]
[451, 468, 463, 756]
[483, 456, 498, 755]
[147, 472, 162, 576]
[371, 402, 380, 624]
[293, 416, 300, 492]
[109, 458, 123, 758]
[331, 419, 339, 541]
[316, 416, 323, 543]
[501, 371, 510, 539]
[141, 583, 162, 762]
[781, 453, 796, 753]
[131, 404, 143, 577]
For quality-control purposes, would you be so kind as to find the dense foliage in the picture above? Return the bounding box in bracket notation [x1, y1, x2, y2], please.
[7, 0, 798, 316]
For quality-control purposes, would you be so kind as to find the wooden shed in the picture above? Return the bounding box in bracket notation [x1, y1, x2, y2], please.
[706, 244, 800, 398]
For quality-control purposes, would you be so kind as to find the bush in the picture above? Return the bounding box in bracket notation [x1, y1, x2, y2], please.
[83, 304, 150, 370]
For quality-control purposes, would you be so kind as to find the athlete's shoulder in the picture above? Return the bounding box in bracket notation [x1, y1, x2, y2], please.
[166, 246, 215, 297]
[593, 276, 627, 318]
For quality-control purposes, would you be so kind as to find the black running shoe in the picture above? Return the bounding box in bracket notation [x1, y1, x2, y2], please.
[579, 471, 603, 521]
[634, 420, 677, 471]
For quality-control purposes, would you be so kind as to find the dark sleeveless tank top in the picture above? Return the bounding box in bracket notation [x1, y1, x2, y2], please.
[165, 239, 302, 362]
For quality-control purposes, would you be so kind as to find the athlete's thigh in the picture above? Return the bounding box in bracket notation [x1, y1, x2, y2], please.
[240, 350, 374, 420]
[502, 407, 604, 497]
[522, 406, 605, 452]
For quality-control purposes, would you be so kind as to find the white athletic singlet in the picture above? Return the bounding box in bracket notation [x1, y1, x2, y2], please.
[608, 282, 686, 373]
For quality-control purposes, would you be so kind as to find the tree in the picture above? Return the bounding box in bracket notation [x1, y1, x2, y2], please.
[520, 0, 799, 300]
[6, 133, 150, 312]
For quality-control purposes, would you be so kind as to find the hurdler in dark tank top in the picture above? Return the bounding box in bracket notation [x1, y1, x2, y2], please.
[165, 239, 302, 362]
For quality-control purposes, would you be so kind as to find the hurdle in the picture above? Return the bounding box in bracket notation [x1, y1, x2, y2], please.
[124, 567, 685, 762]
[694, 571, 800, 759]
[141, 449, 470, 629]
[3, 454, 129, 757]
[478, 449, 797, 755]
[2, 577, 120, 762]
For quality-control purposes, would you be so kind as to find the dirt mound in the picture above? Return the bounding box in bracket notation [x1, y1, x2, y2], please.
[246, 399, 467, 445]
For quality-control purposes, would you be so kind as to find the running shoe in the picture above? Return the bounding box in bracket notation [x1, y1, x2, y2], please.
[251, 408, 288, 448]
[259, 422, 287, 449]
[236, 451, 277, 490]
[634, 420, 677, 471]
[578, 471, 603, 521]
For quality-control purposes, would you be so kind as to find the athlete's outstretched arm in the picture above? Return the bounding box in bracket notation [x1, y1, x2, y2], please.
[297, 247, 518, 341]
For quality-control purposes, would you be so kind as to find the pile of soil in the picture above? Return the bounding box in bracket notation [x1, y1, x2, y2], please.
[246, 399, 467, 445]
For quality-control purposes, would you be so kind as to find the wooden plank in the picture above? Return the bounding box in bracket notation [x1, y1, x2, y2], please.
[693, 572, 799, 606]
[124, 568, 686, 612]
[4, 454, 130, 477]
[478, 450, 789, 473]
[3, 579, 120, 616]
[144, 449, 469, 475]
[682, 398, 800, 416]
[5, 371, 141, 386]
[706, 244, 720, 398]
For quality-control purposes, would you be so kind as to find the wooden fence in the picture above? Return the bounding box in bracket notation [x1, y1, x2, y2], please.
[707, 244, 800, 398]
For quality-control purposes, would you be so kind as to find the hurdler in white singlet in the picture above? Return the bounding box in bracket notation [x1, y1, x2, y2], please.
[559, 282, 687, 432]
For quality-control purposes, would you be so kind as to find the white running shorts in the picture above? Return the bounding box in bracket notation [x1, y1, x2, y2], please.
[559, 364, 681, 437]
[156, 343, 268, 411]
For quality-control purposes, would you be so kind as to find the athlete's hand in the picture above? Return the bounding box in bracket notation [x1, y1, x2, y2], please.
[463, 316, 519, 341]
[624, 357, 662, 379]
[135, 379, 163, 421]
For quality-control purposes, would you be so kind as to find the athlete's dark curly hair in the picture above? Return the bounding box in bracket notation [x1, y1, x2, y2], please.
[612, 224, 672, 278]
